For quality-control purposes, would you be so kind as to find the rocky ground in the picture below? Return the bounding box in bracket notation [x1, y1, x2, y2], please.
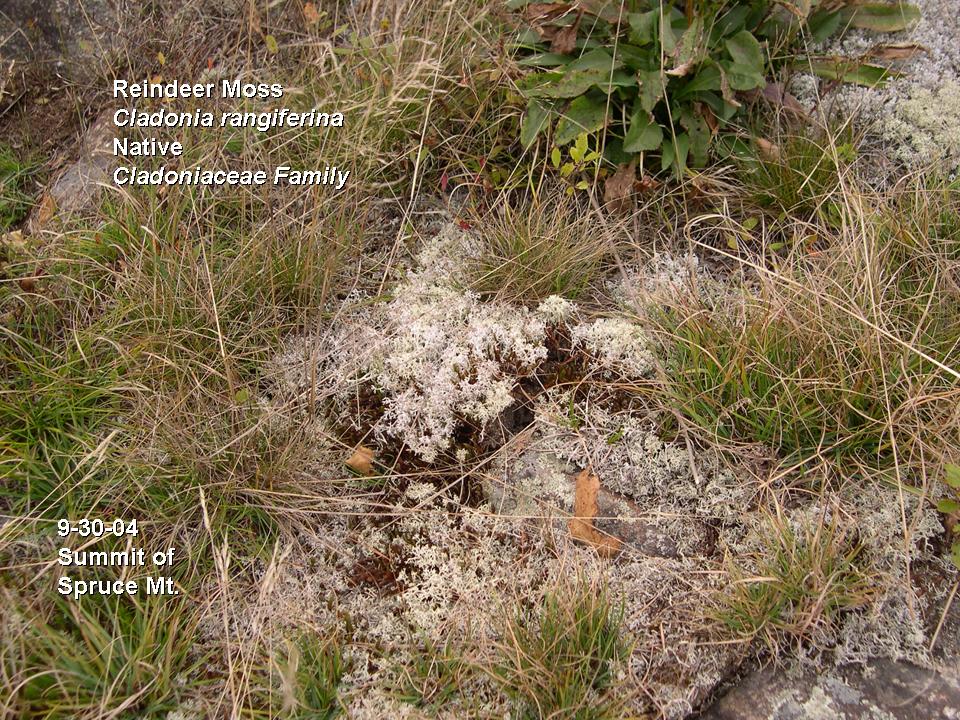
[1, 1, 959, 719]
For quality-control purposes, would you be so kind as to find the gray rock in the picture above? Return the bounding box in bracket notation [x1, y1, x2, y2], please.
[484, 446, 716, 559]
[703, 660, 960, 720]
[27, 109, 114, 230]
[0, 0, 116, 62]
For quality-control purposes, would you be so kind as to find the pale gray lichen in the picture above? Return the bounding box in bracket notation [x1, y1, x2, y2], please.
[536, 293, 578, 323]
[789, 0, 960, 173]
[369, 282, 547, 462]
[571, 317, 655, 378]
[875, 81, 960, 169]
[284, 221, 662, 464]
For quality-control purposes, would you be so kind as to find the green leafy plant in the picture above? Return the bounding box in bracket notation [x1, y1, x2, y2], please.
[510, 0, 919, 176]
[938, 464, 960, 570]
[551, 132, 602, 193]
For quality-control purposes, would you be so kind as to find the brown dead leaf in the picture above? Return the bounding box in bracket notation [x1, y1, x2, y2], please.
[577, 0, 622, 22]
[603, 159, 636, 214]
[637, 174, 660, 194]
[569, 469, 622, 557]
[34, 193, 56, 228]
[698, 101, 719, 136]
[345, 445, 376, 475]
[522, 2, 572, 23]
[666, 59, 695, 77]
[758, 81, 807, 118]
[550, 11, 581, 54]
[868, 42, 927, 62]
[755, 137, 780, 161]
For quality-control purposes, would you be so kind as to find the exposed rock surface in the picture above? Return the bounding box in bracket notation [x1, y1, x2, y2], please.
[485, 443, 717, 558]
[0, 0, 116, 62]
[27, 109, 114, 231]
[703, 660, 960, 720]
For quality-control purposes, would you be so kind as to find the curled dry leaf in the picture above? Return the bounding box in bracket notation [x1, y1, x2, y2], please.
[569, 469, 622, 557]
[346, 445, 376, 475]
[32, 193, 56, 230]
[637, 174, 660, 194]
[868, 42, 927, 62]
[603, 159, 636, 213]
[759, 81, 807, 117]
[551, 11, 582, 54]
[755, 137, 780, 161]
[698, 101, 719, 135]
[522, 2, 573, 24]
[666, 60, 695, 78]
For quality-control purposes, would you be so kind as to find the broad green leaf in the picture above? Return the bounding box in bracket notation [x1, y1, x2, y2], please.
[952, 541, 960, 571]
[593, 70, 642, 93]
[568, 48, 624, 72]
[617, 44, 657, 70]
[623, 107, 663, 153]
[525, 67, 632, 98]
[517, 53, 573, 68]
[675, 16, 705, 68]
[724, 30, 765, 90]
[628, 10, 658, 45]
[521, 99, 553, 149]
[602, 138, 631, 166]
[522, 69, 593, 98]
[636, 69, 664, 112]
[661, 14, 678, 53]
[937, 499, 960, 513]
[715, 134, 752, 159]
[946, 464, 960, 489]
[807, 57, 895, 87]
[679, 63, 722, 96]
[808, 9, 844, 43]
[697, 89, 737, 120]
[551, 146, 562, 167]
[843, 3, 921, 32]
[712, 6, 750, 39]
[511, 28, 543, 48]
[555, 95, 608, 145]
[516, 71, 563, 95]
[680, 109, 711, 167]
[661, 133, 690, 175]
